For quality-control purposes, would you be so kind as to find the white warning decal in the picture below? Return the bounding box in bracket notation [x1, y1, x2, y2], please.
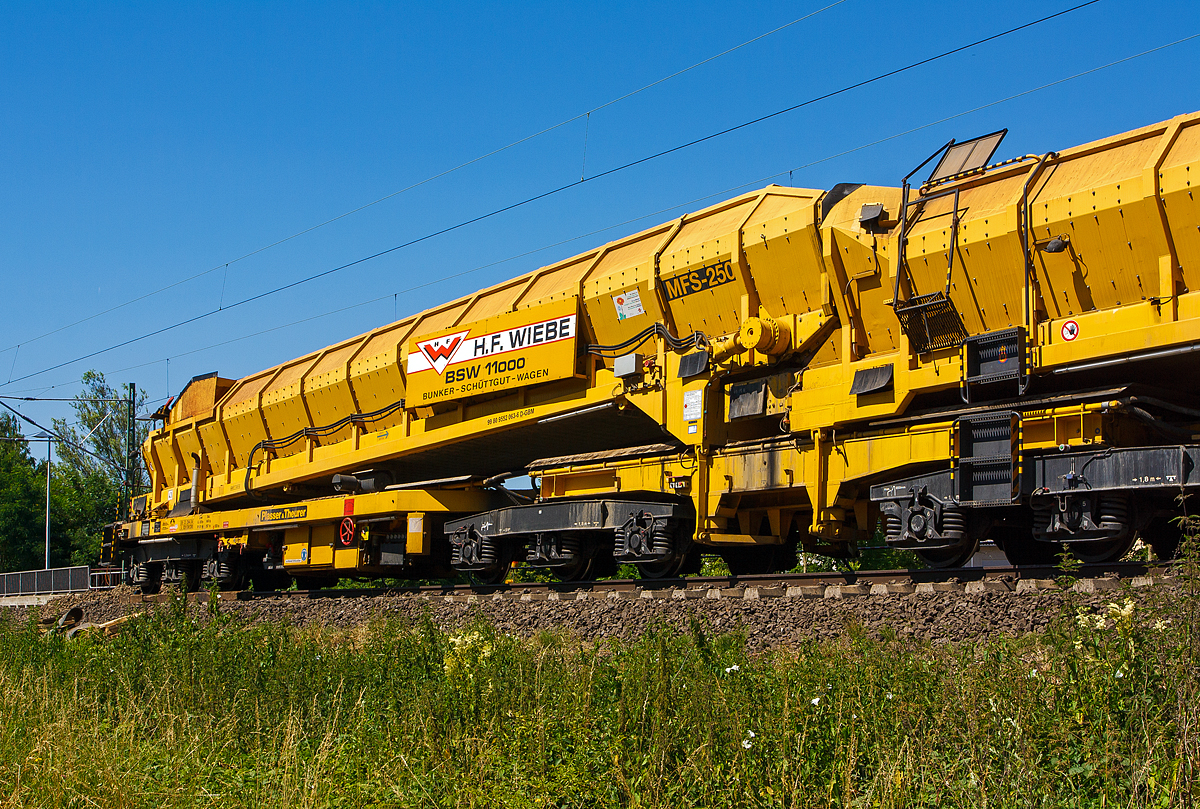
[613, 289, 646, 321]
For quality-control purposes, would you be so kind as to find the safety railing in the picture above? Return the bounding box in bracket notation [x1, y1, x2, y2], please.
[1, 565, 96, 596]
[89, 567, 125, 590]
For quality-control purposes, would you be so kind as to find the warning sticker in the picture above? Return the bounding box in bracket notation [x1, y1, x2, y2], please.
[683, 389, 703, 421]
[1061, 319, 1079, 342]
[613, 289, 646, 320]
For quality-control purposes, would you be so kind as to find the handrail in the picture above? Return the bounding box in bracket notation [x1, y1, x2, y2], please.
[0, 565, 93, 596]
[1019, 151, 1057, 337]
[893, 139, 955, 310]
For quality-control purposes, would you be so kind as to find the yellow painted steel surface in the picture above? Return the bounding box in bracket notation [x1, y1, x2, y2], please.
[127, 486, 503, 576]
[139, 111, 1200, 555]
[145, 183, 825, 509]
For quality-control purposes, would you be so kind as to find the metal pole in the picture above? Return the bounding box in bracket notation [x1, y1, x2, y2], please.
[44, 435, 51, 569]
[126, 382, 136, 519]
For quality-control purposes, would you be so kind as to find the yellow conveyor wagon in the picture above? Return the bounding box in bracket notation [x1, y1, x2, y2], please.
[104, 110, 1200, 589]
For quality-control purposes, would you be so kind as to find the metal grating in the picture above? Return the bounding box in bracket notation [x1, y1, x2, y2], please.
[895, 292, 968, 353]
[963, 328, 1024, 385]
[953, 412, 1021, 506]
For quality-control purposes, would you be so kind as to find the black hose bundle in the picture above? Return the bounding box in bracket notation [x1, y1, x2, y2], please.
[587, 322, 706, 358]
[244, 399, 405, 497]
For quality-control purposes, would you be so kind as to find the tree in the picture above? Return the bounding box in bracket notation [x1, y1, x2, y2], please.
[45, 370, 153, 568]
[51, 370, 150, 492]
[52, 463, 121, 567]
[0, 413, 44, 572]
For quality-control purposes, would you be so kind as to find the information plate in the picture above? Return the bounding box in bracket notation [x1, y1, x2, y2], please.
[405, 299, 579, 405]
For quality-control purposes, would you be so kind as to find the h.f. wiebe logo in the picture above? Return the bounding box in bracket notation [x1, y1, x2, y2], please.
[414, 331, 470, 375]
[408, 315, 576, 376]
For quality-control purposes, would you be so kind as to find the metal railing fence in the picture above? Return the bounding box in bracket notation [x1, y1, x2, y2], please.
[89, 568, 125, 590]
[0, 565, 104, 596]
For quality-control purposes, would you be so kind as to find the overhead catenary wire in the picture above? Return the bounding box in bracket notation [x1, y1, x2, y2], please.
[11, 26, 1197, 401]
[0, 0, 1108, 391]
[0, 396, 131, 402]
[0, 1, 849, 359]
[0, 400, 124, 475]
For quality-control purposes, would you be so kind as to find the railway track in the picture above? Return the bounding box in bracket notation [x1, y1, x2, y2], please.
[133, 560, 1172, 605]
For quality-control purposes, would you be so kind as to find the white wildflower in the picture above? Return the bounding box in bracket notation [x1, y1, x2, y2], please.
[1115, 669, 1125, 679]
[811, 697, 821, 706]
[724, 664, 740, 674]
[1029, 668, 1039, 678]
[886, 693, 894, 700]
[1106, 598, 1135, 621]
[742, 739, 753, 749]
[745, 730, 755, 738]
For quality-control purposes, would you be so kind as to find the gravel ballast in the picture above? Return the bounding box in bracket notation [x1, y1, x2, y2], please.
[3, 580, 1171, 649]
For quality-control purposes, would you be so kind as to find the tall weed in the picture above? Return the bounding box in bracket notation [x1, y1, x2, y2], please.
[0, 577, 1196, 807]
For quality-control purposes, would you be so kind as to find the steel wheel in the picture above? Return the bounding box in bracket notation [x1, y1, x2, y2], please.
[1139, 513, 1182, 561]
[552, 553, 597, 582]
[134, 561, 163, 595]
[635, 551, 689, 579]
[914, 536, 979, 569]
[1067, 532, 1137, 564]
[1069, 495, 1137, 564]
[177, 560, 202, 592]
[993, 525, 1059, 566]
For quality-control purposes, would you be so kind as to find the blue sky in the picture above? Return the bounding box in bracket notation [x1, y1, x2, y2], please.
[2, 0, 1198, 433]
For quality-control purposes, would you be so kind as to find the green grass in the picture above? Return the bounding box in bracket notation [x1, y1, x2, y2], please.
[0, 571, 1198, 807]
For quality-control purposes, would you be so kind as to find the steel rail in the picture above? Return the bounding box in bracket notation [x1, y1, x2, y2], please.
[132, 560, 1171, 604]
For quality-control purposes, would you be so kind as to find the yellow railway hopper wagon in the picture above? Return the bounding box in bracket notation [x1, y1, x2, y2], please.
[110, 177, 836, 588]
[448, 111, 1200, 577]
[106, 110, 1200, 588]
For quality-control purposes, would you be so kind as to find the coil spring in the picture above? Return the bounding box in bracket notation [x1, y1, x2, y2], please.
[451, 531, 498, 566]
[132, 563, 151, 584]
[1097, 495, 1129, 530]
[971, 424, 1010, 441]
[614, 516, 675, 558]
[1031, 499, 1053, 535]
[564, 535, 585, 560]
[884, 514, 903, 541]
[940, 507, 966, 538]
[650, 523, 674, 556]
[526, 533, 584, 563]
[216, 559, 237, 580]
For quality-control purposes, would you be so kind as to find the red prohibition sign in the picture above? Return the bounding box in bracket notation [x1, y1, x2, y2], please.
[339, 517, 356, 546]
[1061, 319, 1080, 342]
